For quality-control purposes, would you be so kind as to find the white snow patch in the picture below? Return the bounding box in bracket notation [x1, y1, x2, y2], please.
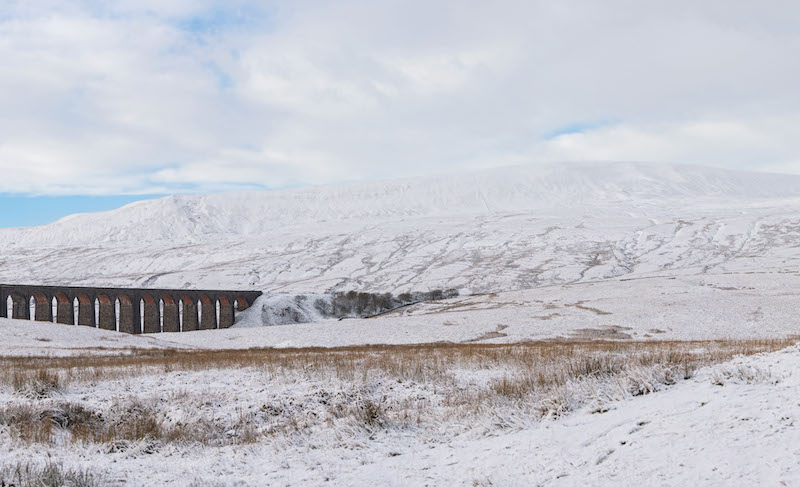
[0, 318, 190, 356]
[233, 294, 330, 327]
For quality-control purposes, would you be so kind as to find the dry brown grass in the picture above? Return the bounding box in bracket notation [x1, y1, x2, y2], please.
[0, 399, 260, 448]
[0, 404, 53, 444]
[0, 461, 103, 487]
[0, 339, 793, 448]
[11, 369, 62, 398]
[1, 339, 791, 387]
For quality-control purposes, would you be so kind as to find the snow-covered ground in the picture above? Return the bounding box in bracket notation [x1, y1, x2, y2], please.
[330, 347, 800, 486]
[0, 318, 189, 357]
[154, 271, 800, 349]
[1, 322, 797, 486]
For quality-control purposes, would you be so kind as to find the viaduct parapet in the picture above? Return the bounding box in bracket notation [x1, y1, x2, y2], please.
[0, 284, 262, 334]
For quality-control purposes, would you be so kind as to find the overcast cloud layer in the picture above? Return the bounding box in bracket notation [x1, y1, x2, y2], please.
[1, 0, 799, 195]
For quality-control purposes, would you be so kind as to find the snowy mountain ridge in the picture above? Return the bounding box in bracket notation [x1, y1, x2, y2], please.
[3, 162, 799, 248]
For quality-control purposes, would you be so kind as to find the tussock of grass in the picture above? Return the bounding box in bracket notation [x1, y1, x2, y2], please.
[12, 369, 62, 398]
[0, 461, 104, 487]
[711, 363, 774, 386]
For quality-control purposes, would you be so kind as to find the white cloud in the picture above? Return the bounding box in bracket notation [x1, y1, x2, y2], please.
[535, 117, 800, 173]
[1, 0, 800, 195]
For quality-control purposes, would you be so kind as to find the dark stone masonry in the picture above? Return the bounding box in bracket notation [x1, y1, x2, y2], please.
[0, 284, 262, 334]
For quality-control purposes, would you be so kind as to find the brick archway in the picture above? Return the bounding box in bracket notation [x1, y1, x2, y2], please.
[117, 294, 134, 334]
[141, 294, 159, 334]
[162, 295, 179, 333]
[75, 293, 94, 327]
[31, 292, 51, 322]
[181, 296, 199, 332]
[97, 294, 115, 331]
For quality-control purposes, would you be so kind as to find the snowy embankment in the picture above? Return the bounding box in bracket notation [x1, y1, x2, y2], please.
[0, 318, 189, 357]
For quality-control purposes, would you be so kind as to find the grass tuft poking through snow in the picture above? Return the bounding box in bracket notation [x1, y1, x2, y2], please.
[12, 369, 62, 399]
[710, 363, 774, 386]
[0, 461, 104, 487]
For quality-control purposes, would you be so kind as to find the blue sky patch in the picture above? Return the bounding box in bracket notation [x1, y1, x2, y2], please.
[178, 5, 270, 35]
[545, 120, 618, 140]
[0, 194, 166, 229]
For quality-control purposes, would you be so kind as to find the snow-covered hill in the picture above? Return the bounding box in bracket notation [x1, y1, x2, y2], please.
[3, 162, 800, 247]
[1, 162, 799, 293]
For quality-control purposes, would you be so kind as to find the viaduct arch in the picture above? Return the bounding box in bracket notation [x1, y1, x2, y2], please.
[0, 284, 262, 334]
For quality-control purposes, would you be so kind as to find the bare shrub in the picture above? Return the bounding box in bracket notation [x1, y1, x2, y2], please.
[328, 288, 459, 318]
[356, 399, 387, 428]
[45, 402, 102, 430]
[711, 363, 773, 386]
[12, 369, 62, 398]
[0, 404, 53, 444]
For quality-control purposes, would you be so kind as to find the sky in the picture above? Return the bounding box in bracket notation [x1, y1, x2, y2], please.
[0, 194, 165, 228]
[1, 1, 799, 227]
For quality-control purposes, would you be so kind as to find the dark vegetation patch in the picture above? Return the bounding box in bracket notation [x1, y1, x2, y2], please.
[568, 325, 633, 340]
[315, 289, 459, 319]
[0, 461, 105, 487]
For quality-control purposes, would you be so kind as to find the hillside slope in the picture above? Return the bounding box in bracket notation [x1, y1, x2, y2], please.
[3, 162, 799, 247]
[1, 162, 799, 293]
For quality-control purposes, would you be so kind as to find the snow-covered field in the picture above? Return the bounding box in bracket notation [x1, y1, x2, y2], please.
[0, 322, 796, 486]
[0, 318, 191, 357]
[210, 272, 800, 349]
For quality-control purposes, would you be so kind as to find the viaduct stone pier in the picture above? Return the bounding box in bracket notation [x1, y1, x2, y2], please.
[0, 284, 262, 334]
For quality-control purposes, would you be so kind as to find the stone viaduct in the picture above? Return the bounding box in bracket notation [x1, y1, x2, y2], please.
[0, 284, 262, 334]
